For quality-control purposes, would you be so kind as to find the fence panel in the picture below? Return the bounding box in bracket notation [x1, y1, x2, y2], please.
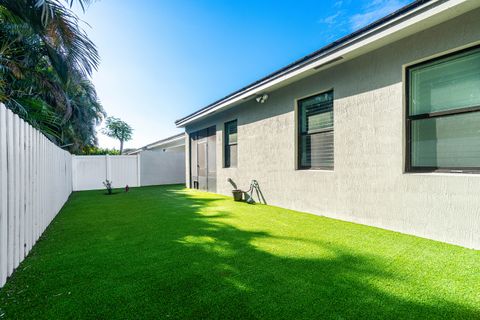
[109, 156, 139, 188]
[72, 155, 140, 191]
[0, 104, 72, 287]
[72, 156, 107, 191]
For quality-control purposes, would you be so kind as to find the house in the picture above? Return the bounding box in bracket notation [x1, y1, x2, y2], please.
[175, 0, 480, 249]
[126, 133, 185, 186]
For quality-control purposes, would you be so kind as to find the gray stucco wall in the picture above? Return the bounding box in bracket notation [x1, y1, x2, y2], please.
[185, 9, 480, 249]
[140, 148, 185, 186]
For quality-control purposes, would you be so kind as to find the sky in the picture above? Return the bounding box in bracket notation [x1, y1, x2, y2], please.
[75, 0, 412, 150]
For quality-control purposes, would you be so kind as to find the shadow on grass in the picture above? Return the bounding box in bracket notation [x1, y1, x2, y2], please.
[0, 185, 478, 319]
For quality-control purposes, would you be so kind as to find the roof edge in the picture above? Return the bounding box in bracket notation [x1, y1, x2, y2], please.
[125, 133, 185, 155]
[175, 0, 440, 127]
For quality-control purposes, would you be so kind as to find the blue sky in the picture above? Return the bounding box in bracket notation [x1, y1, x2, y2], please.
[76, 0, 412, 149]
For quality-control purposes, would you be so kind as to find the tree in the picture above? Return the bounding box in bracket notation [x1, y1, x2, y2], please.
[0, 0, 105, 153]
[101, 117, 133, 154]
[80, 146, 120, 155]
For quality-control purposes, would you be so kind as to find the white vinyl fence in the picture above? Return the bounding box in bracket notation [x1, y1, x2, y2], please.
[72, 155, 140, 191]
[0, 105, 72, 287]
[0, 104, 185, 288]
[72, 151, 186, 191]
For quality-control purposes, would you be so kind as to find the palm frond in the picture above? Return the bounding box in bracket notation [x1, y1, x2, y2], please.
[0, 0, 103, 152]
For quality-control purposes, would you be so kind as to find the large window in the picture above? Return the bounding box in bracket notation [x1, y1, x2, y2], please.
[224, 120, 237, 168]
[297, 90, 334, 170]
[406, 46, 480, 173]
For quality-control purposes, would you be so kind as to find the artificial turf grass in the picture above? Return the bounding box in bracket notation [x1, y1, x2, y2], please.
[0, 185, 478, 319]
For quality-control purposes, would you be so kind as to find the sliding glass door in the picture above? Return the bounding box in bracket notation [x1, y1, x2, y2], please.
[189, 126, 216, 192]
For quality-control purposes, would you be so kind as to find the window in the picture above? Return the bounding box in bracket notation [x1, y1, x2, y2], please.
[297, 90, 334, 169]
[406, 46, 480, 172]
[224, 120, 237, 167]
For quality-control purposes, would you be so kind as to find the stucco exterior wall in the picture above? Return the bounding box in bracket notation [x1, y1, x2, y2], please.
[140, 148, 185, 186]
[185, 9, 480, 249]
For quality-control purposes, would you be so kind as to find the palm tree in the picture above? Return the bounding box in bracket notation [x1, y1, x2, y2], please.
[0, 0, 104, 153]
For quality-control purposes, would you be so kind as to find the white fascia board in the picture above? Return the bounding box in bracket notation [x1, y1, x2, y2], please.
[128, 134, 186, 155]
[176, 0, 478, 127]
[126, 151, 141, 155]
[145, 136, 185, 150]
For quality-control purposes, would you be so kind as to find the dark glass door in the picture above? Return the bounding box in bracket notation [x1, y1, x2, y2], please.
[190, 126, 216, 192]
[207, 126, 217, 192]
[197, 139, 207, 190]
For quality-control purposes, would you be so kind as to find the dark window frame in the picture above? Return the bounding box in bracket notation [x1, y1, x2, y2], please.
[224, 119, 238, 168]
[297, 90, 334, 170]
[405, 45, 480, 174]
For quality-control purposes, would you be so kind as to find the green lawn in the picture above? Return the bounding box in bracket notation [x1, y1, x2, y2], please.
[0, 185, 479, 319]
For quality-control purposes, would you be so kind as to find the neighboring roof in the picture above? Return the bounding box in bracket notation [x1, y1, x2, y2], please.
[125, 133, 185, 155]
[176, 0, 478, 127]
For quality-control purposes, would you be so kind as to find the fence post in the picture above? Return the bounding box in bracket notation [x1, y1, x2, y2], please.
[6, 110, 14, 276]
[19, 119, 25, 260]
[13, 115, 20, 269]
[137, 154, 141, 187]
[25, 124, 31, 255]
[106, 154, 111, 182]
[0, 107, 8, 286]
[71, 155, 76, 191]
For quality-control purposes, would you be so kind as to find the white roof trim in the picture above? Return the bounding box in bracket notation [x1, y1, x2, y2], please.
[176, 0, 478, 127]
[125, 134, 185, 155]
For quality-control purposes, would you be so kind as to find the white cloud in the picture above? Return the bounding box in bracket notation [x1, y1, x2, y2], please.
[318, 12, 342, 25]
[349, 0, 409, 31]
